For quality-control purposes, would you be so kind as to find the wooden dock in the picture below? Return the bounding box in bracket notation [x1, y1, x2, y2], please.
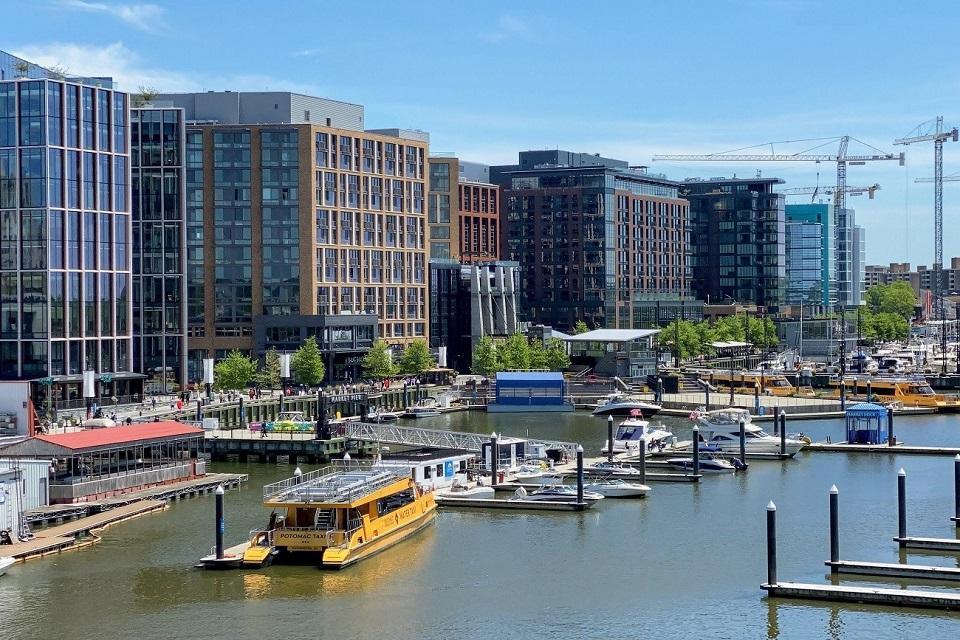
[5, 499, 168, 561]
[825, 560, 960, 582]
[762, 581, 960, 610]
[434, 495, 594, 511]
[894, 536, 960, 551]
[805, 442, 960, 456]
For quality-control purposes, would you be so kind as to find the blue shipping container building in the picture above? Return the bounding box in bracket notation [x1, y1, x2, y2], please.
[488, 372, 574, 413]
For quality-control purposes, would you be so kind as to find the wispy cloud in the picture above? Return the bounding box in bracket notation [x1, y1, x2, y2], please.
[55, 1, 164, 32]
[481, 14, 536, 43]
[291, 48, 323, 58]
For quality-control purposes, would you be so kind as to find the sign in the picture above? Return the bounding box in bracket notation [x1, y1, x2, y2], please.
[443, 461, 454, 477]
[39, 377, 54, 386]
[100, 374, 114, 384]
[327, 393, 367, 404]
[274, 529, 331, 550]
[344, 356, 363, 365]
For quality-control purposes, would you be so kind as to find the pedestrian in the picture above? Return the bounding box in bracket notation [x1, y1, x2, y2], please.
[152, 397, 157, 410]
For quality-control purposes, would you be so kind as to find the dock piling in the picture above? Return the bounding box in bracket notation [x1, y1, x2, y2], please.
[898, 468, 907, 546]
[767, 501, 778, 586]
[490, 432, 499, 488]
[607, 415, 614, 462]
[888, 407, 896, 446]
[829, 485, 839, 569]
[692, 426, 700, 477]
[739, 419, 747, 466]
[638, 438, 646, 484]
[576, 444, 584, 506]
[215, 484, 224, 560]
[779, 411, 787, 456]
[955, 455, 960, 525]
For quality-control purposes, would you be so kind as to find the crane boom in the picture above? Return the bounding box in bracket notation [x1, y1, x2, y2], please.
[778, 184, 880, 199]
[653, 153, 900, 162]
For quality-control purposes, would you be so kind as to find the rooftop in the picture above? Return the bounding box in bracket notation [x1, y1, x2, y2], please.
[495, 371, 565, 381]
[0, 422, 203, 456]
[565, 329, 660, 343]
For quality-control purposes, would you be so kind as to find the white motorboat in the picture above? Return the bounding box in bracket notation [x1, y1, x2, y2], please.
[516, 485, 604, 504]
[0, 556, 14, 576]
[585, 461, 643, 476]
[665, 446, 740, 473]
[600, 413, 673, 455]
[583, 478, 650, 498]
[436, 482, 495, 500]
[688, 408, 805, 457]
[364, 409, 399, 422]
[514, 464, 548, 482]
[591, 393, 662, 417]
[404, 398, 441, 418]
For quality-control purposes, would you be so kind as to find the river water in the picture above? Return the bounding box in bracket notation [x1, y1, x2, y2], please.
[4, 411, 960, 640]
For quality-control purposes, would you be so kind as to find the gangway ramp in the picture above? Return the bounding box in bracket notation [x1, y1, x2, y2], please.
[346, 421, 579, 458]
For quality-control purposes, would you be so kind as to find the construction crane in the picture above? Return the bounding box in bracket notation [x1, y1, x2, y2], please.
[895, 117, 958, 373]
[779, 183, 881, 202]
[653, 136, 904, 307]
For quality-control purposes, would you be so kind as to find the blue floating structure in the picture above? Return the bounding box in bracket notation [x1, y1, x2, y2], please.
[844, 402, 889, 445]
[487, 372, 574, 413]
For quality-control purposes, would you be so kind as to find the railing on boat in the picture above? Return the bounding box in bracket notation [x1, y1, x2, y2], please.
[262, 461, 407, 503]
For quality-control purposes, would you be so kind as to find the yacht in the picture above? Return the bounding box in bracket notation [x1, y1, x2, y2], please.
[514, 464, 549, 482]
[585, 461, 643, 476]
[591, 393, 662, 417]
[436, 480, 495, 500]
[600, 413, 673, 455]
[583, 478, 650, 498]
[688, 408, 805, 457]
[0, 556, 14, 576]
[665, 445, 740, 473]
[404, 398, 441, 418]
[515, 485, 605, 504]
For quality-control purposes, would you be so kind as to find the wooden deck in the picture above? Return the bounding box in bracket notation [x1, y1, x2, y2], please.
[826, 560, 960, 582]
[763, 581, 960, 610]
[805, 443, 960, 456]
[894, 536, 960, 551]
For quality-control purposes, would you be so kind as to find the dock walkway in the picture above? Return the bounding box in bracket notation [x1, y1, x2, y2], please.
[805, 443, 960, 456]
[762, 581, 960, 610]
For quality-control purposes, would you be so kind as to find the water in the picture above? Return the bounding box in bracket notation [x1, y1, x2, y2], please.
[4, 412, 960, 639]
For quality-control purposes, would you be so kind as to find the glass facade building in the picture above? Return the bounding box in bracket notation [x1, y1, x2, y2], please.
[130, 107, 186, 393]
[784, 203, 834, 309]
[0, 77, 132, 405]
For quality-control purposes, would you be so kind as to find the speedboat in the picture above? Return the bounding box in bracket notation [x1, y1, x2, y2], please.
[364, 409, 399, 422]
[591, 393, 662, 417]
[585, 461, 642, 476]
[404, 398, 441, 418]
[436, 481, 495, 500]
[0, 556, 14, 576]
[665, 445, 740, 473]
[583, 478, 650, 498]
[689, 408, 805, 457]
[516, 485, 604, 504]
[514, 464, 548, 482]
[600, 412, 673, 455]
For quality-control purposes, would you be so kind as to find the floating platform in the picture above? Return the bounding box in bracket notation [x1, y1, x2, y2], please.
[762, 581, 960, 610]
[434, 495, 593, 511]
[894, 536, 960, 551]
[806, 442, 960, 456]
[825, 559, 960, 582]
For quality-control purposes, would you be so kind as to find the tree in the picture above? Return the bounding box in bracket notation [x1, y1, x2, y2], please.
[544, 338, 571, 371]
[661, 319, 702, 361]
[573, 320, 590, 335]
[255, 349, 281, 389]
[528, 339, 549, 370]
[712, 315, 745, 343]
[500, 333, 532, 370]
[397, 339, 434, 374]
[869, 312, 910, 341]
[291, 336, 326, 386]
[362, 339, 396, 380]
[133, 85, 159, 107]
[13, 61, 30, 78]
[471, 336, 501, 376]
[865, 282, 916, 320]
[214, 350, 257, 391]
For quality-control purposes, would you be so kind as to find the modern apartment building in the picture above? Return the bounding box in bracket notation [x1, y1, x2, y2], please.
[784, 203, 833, 309]
[427, 155, 499, 262]
[491, 150, 689, 331]
[0, 73, 134, 408]
[130, 107, 187, 394]
[154, 92, 429, 381]
[866, 257, 960, 301]
[683, 177, 785, 311]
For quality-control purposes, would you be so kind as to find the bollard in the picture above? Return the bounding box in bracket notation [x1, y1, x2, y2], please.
[490, 432, 499, 488]
[779, 411, 787, 456]
[766, 501, 778, 586]
[692, 426, 700, 477]
[955, 455, 960, 525]
[829, 485, 839, 569]
[739, 419, 747, 465]
[898, 468, 907, 545]
[215, 484, 225, 560]
[576, 444, 584, 505]
[888, 407, 895, 446]
[196, 399, 202, 423]
[638, 437, 646, 484]
[607, 415, 615, 462]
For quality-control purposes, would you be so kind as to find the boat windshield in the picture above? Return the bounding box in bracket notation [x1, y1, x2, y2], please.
[615, 426, 644, 440]
[908, 385, 935, 395]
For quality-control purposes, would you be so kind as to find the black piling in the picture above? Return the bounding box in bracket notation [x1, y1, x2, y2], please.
[766, 501, 778, 586]
[739, 419, 747, 465]
[779, 410, 787, 456]
[888, 406, 896, 447]
[829, 484, 839, 569]
[692, 426, 700, 477]
[955, 455, 960, 525]
[638, 437, 647, 484]
[898, 468, 907, 545]
[607, 415, 614, 462]
[490, 432, 499, 488]
[195, 399, 202, 423]
[705, 385, 710, 412]
[215, 484, 225, 560]
[576, 445, 584, 505]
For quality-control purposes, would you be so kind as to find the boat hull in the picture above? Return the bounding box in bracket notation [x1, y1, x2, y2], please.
[0, 556, 14, 576]
[320, 508, 437, 569]
[592, 403, 662, 417]
[665, 459, 735, 473]
[583, 483, 650, 498]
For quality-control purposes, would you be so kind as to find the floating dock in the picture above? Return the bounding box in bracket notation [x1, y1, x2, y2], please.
[762, 581, 960, 610]
[825, 560, 960, 582]
[894, 536, 960, 551]
[434, 495, 594, 511]
[806, 442, 960, 456]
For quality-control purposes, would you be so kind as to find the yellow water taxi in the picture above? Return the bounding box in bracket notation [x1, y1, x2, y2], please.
[244, 462, 436, 569]
[829, 377, 960, 411]
[694, 370, 796, 397]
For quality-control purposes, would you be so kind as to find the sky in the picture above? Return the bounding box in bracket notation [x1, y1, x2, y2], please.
[7, 0, 960, 265]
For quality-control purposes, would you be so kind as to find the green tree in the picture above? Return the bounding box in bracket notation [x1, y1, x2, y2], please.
[528, 339, 549, 370]
[661, 319, 702, 361]
[397, 339, 435, 374]
[362, 339, 396, 380]
[712, 315, 745, 342]
[544, 338, 571, 371]
[255, 349, 281, 389]
[865, 282, 916, 320]
[500, 333, 532, 370]
[870, 312, 910, 341]
[471, 336, 501, 375]
[214, 350, 257, 391]
[291, 336, 326, 386]
[573, 320, 590, 335]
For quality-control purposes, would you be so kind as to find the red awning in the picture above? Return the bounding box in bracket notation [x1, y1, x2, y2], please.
[33, 421, 203, 451]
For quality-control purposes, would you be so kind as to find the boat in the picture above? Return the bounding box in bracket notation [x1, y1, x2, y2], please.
[245, 462, 437, 570]
[665, 445, 740, 473]
[829, 376, 960, 411]
[0, 556, 14, 576]
[600, 412, 673, 455]
[514, 463, 549, 482]
[583, 478, 650, 498]
[516, 485, 604, 504]
[585, 461, 643, 476]
[404, 398, 441, 418]
[591, 392, 662, 417]
[688, 408, 805, 456]
[435, 479, 495, 500]
[364, 409, 400, 422]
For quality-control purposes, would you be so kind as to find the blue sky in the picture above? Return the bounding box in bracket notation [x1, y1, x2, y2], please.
[8, 0, 960, 264]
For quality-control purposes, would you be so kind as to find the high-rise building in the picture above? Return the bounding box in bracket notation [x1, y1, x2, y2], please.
[154, 92, 429, 382]
[0, 72, 133, 408]
[130, 106, 187, 394]
[784, 203, 833, 309]
[852, 224, 866, 306]
[683, 177, 785, 311]
[491, 150, 689, 331]
[427, 155, 500, 262]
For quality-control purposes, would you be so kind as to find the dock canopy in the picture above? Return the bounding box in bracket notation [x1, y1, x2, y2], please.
[844, 402, 889, 445]
[493, 372, 566, 407]
[564, 329, 659, 343]
[0, 421, 203, 457]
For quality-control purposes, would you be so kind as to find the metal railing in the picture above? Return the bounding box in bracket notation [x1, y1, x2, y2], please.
[263, 461, 406, 503]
